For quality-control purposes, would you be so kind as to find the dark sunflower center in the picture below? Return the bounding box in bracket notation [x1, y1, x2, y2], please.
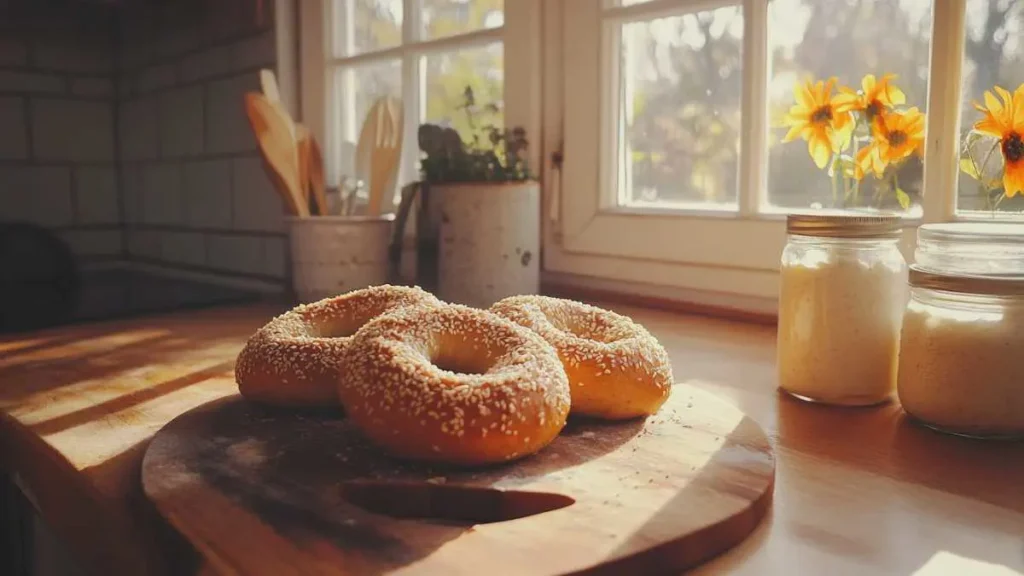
[1003, 133, 1024, 163]
[865, 100, 883, 122]
[810, 106, 833, 124]
[888, 130, 908, 148]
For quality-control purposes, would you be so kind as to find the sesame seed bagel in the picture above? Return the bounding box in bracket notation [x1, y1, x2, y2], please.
[490, 295, 673, 420]
[338, 304, 571, 466]
[235, 285, 441, 408]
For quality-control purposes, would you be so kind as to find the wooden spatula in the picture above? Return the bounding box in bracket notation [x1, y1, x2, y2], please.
[306, 134, 329, 216]
[244, 92, 308, 217]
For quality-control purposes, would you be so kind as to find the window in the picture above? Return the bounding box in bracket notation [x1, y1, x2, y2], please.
[557, 0, 1016, 304]
[956, 0, 1024, 216]
[314, 0, 505, 201]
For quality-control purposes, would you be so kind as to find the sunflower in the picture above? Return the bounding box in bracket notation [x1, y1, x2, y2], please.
[972, 85, 1024, 197]
[782, 77, 855, 169]
[834, 74, 906, 134]
[852, 108, 925, 180]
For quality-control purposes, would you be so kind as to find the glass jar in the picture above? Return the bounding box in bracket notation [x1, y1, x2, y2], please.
[897, 222, 1024, 439]
[777, 212, 908, 406]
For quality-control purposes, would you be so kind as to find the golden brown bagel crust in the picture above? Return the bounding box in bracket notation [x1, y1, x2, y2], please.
[490, 295, 672, 419]
[235, 285, 440, 407]
[338, 304, 571, 465]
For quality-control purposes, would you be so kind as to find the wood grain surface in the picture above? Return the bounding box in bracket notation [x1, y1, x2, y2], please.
[141, 385, 774, 575]
[2, 299, 1024, 575]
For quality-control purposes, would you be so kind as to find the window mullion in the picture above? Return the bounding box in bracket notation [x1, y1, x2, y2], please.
[739, 0, 768, 216]
[921, 0, 967, 223]
[400, 0, 422, 195]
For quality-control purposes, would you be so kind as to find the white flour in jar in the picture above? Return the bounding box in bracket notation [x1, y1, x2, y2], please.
[777, 249, 908, 405]
[897, 299, 1024, 437]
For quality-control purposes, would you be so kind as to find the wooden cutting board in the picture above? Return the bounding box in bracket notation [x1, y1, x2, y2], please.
[141, 385, 774, 575]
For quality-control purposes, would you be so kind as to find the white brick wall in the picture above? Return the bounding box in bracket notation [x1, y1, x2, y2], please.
[141, 163, 183, 225]
[158, 86, 204, 157]
[206, 73, 260, 154]
[207, 234, 264, 275]
[0, 166, 74, 227]
[70, 77, 114, 98]
[183, 160, 232, 228]
[0, 72, 65, 94]
[232, 157, 285, 233]
[75, 167, 120, 224]
[32, 99, 115, 162]
[0, 96, 27, 159]
[119, 98, 160, 161]
[135, 63, 177, 94]
[179, 45, 233, 83]
[61, 229, 123, 257]
[161, 231, 206, 266]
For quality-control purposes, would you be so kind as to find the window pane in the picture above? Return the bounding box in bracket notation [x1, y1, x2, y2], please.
[335, 0, 403, 56]
[767, 0, 933, 214]
[421, 0, 503, 41]
[957, 0, 1024, 215]
[424, 42, 504, 140]
[335, 60, 401, 176]
[618, 6, 744, 208]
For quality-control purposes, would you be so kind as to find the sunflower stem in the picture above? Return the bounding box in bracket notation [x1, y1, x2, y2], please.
[830, 155, 839, 208]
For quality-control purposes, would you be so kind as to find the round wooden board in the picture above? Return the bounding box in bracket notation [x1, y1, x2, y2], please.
[142, 384, 774, 575]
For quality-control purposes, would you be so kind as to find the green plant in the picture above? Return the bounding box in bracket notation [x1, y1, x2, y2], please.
[418, 86, 532, 184]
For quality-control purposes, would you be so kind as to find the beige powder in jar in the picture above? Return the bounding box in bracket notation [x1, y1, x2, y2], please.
[777, 246, 908, 405]
[897, 296, 1024, 438]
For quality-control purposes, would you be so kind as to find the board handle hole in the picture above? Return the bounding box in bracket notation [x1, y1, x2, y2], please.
[340, 481, 575, 525]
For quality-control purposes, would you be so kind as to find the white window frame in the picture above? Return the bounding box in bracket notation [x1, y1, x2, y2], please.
[299, 1, 541, 200]
[549, 0, 971, 307]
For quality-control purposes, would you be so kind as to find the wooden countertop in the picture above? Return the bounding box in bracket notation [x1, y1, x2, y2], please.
[1, 301, 1023, 575]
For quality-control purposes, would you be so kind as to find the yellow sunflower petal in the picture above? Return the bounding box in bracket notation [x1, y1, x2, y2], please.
[984, 90, 1005, 119]
[1002, 161, 1024, 197]
[1012, 85, 1024, 133]
[995, 86, 1013, 111]
[782, 123, 805, 142]
[884, 83, 907, 107]
[832, 92, 859, 111]
[794, 81, 815, 110]
[862, 74, 877, 94]
[808, 135, 831, 169]
[974, 116, 1005, 138]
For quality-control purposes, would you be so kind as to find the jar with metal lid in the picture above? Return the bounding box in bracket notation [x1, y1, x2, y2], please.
[777, 212, 908, 406]
[897, 222, 1024, 439]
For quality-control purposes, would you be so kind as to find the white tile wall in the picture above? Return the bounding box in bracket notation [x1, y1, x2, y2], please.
[70, 77, 114, 98]
[127, 229, 161, 259]
[0, 71, 65, 94]
[119, 97, 160, 161]
[263, 236, 287, 278]
[0, 166, 74, 227]
[75, 166, 119, 224]
[121, 166, 144, 224]
[33, 41, 112, 74]
[232, 32, 276, 69]
[0, 96, 27, 159]
[0, 37, 28, 66]
[161, 231, 206, 266]
[207, 234, 264, 274]
[32, 99, 115, 162]
[135, 63, 177, 94]
[231, 156, 285, 233]
[183, 160, 232, 228]
[61, 229, 123, 257]
[141, 163, 183, 225]
[206, 73, 259, 153]
[158, 86, 204, 157]
[179, 45, 233, 83]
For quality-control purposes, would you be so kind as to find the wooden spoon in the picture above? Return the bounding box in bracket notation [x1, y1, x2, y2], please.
[306, 134, 329, 216]
[356, 98, 387, 214]
[244, 92, 308, 217]
[366, 97, 404, 216]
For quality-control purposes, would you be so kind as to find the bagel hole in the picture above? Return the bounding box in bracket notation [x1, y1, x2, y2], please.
[430, 346, 493, 376]
[340, 481, 574, 525]
[547, 311, 625, 344]
[313, 317, 364, 338]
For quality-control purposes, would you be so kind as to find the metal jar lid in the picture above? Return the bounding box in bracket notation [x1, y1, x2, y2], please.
[909, 265, 1024, 296]
[786, 211, 904, 239]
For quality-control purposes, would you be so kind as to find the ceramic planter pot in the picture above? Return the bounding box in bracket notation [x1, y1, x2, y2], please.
[434, 181, 540, 308]
[287, 215, 393, 303]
